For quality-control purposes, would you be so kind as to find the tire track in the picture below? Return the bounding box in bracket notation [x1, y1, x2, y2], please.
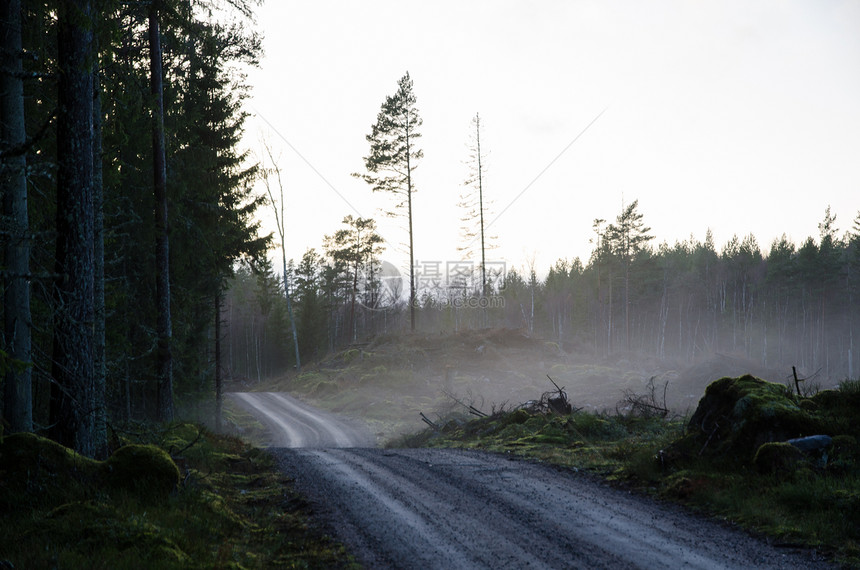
[274, 448, 833, 570]
[231, 392, 833, 569]
[226, 392, 372, 448]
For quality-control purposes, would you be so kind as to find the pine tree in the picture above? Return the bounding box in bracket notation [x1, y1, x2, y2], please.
[148, 0, 173, 422]
[355, 72, 423, 331]
[324, 216, 384, 342]
[606, 199, 653, 350]
[50, 0, 101, 456]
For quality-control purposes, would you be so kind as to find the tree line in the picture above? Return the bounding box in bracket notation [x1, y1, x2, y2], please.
[222, 71, 860, 388]
[224, 198, 860, 387]
[1, 0, 266, 457]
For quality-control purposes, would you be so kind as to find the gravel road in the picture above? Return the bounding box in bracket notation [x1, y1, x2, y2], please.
[233, 392, 834, 569]
[226, 392, 374, 447]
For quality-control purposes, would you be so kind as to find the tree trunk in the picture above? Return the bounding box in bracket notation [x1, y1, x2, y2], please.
[280, 247, 301, 370]
[91, 19, 108, 458]
[407, 148, 416, 332]
[50, 0, 98, 456]
[215, 292, 222, 432]
[149, 3, 174, 422]
[1, 0, 33, 433]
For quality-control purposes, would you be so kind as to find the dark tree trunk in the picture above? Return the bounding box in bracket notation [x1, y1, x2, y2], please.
[149, 3, 174, 422]
[1, 0, 33, 433]
[407, 146, 415, 332]
[215, 291, 222, 432]
[50, 0, 98, 456]
[92, 23, 107, 458]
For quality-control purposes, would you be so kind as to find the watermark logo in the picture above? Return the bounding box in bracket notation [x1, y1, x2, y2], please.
[356, 259, 507, 311]
[356, 259, 403, 311]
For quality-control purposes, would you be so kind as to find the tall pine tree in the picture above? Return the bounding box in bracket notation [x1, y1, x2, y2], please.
[355, 72, 423, 331]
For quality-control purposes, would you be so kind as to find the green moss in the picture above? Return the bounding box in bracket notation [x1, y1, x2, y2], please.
[38, 501, 191, 565]
[101, 444, 180, 501]
[501, 408, 531, 426]
[0, 432, 101, 510]
[677, 375, 834, 464]
[0, 425, 356, 569]
[753, 442, 804, 475]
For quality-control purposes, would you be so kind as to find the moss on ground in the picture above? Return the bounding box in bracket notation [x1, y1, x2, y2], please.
[0, 425, 356, 569]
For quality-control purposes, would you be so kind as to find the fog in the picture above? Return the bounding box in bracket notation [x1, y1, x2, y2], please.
[224, 222, 858, 437]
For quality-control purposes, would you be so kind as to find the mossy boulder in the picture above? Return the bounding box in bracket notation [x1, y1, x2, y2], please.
[671, 375, 832, 464]
[0, 433, 100, 510]
[754, 442, 805, 475]
[101, 444, 180, 501]
[0, 435, 181, 506]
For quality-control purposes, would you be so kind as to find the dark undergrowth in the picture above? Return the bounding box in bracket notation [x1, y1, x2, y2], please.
[395, 376, 860, 567]
[0, 421, 356, 569]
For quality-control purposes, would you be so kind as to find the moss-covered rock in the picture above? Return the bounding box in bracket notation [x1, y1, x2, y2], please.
[754, 442, 805, 475]
[101, 444, 180, 501]
[669, 375, 833, 465]
[0, 433, 100, 510]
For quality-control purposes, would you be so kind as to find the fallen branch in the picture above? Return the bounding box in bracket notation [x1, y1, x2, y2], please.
[420, 412, 439, 431]
[442, 389, 486, 417]
[617, 377, 669, 419]
[469, 405, 488, 418]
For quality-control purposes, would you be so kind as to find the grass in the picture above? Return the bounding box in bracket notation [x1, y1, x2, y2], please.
[393, 378, 860, 567]
[0, 423, 356, 569]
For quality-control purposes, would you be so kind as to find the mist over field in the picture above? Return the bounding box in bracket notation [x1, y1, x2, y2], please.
[225, 205, 860, 436]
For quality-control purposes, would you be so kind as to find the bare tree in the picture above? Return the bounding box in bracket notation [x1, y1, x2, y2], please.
[458, 112, 496, 297]
[261, 143, 301, 370]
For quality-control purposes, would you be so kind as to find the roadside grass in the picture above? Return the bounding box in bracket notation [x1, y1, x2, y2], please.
[0, 423, 356, 569]
[393, 379, 860, 567]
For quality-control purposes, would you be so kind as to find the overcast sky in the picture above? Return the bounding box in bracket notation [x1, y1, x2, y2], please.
[243, 0, 860, 277]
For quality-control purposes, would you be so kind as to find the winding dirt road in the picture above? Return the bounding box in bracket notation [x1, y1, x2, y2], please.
[231, 392, 833, 569]
[227, 392, 374, 448]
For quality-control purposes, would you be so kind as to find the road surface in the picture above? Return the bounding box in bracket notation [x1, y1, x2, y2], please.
[226, 391, 374, 447]
[232, 391, 833, 569]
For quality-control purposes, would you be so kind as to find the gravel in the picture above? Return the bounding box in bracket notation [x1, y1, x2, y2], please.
[235, 392, 836, 569]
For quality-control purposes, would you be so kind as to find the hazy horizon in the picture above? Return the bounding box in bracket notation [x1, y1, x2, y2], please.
[243, 0, 859, 276]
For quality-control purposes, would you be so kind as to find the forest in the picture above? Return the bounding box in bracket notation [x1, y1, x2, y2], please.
[1, 0, 267, 457]
[3, 1, 859, 462]
[225, 202, 860, 389]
